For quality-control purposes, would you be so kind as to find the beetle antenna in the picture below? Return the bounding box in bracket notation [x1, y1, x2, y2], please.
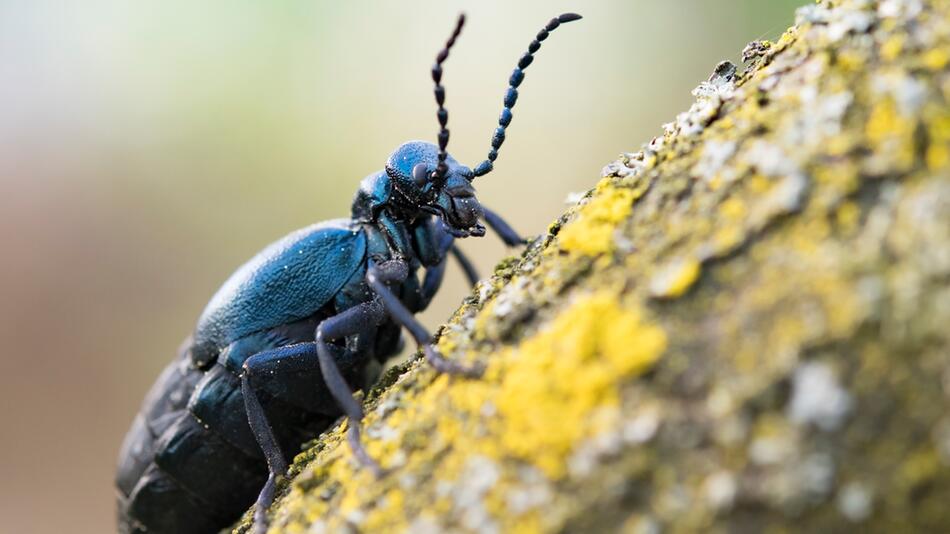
[472, 13, 582, 178]
[431, 13, 466, 184]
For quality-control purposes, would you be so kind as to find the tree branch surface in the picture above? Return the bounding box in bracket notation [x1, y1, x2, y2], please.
[238, 0, 950, 531]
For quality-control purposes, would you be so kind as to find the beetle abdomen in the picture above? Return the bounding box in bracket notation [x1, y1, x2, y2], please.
[118, 463, 228, 534]
[117, 353, 306, 533]
[117, 310, 375, 532]
[116, 347, 202, 499]
[117, 349, 244, 533]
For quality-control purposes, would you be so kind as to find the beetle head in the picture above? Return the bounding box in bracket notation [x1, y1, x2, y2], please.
[393, 12, 579, 237]
[385, 141, 485, 238]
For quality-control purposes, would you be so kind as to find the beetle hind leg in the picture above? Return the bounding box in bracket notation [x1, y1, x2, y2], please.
[242, 343, 319, 534]
[314, 300, 390, 478]
[241, 304, 384, 534]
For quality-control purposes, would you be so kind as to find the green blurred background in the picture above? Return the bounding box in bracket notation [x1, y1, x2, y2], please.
[0, 1, 802, 532]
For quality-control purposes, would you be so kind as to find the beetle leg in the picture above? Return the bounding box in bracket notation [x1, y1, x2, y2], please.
[241, 301, 386, 533]
[419, 256, 448, 309]
[242, 343, 318, 534]
[481, 206, 527, 247]
[377, 211, 414, 260]
[367, 259, 485, 378]
[449, 244, 481, 286]
[314, 301, 389, 478]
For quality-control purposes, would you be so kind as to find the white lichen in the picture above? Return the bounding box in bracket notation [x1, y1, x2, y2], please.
[741, 140, 800, 177]
[837, 482, 873, 522]
[623, 407, 661, 445]
[787, 362, 853, 432]
[693, 140, 738, 183]
[703, 471, 738, 511]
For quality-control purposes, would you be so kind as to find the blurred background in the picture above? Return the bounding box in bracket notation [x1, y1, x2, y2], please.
[0, 1, 802, 532]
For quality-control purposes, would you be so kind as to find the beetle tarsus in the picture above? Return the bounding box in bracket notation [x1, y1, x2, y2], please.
[425, 345, 485, 378]
[347, 423, 387, 479]
[252, 472, 279, 534]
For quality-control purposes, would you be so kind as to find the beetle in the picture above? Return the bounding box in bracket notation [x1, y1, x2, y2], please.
[116, 12, 581, 534]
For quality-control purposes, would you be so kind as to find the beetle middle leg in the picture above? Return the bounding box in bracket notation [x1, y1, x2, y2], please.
[367, 258, 484, 377]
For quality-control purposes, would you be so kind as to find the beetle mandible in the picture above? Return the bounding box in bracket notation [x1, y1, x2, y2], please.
[116, 12, 582, 534]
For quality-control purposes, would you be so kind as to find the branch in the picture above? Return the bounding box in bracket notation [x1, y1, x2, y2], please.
[238, 0, 950, 531]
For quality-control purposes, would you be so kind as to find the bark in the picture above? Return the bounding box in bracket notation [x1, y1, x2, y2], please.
[237, 0, 950, 531]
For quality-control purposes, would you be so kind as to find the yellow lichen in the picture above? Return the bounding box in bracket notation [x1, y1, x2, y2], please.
[265, 291, 667, 532]
[493, 292, 667, 477]
[898, 448, 942, 492]
[865, 97, 917, 170]
[649, 257, 703, 299]
[248, 1, 950, 531]
[921, 48, 950, 71]
[558, 182, 636, 256]
[834, 201, 861, 233]
[824, 133, 856, 156]
[926, 144, 949, 170]
[836, 49, 866, 71]
[880, 35, 904, 61]
[925, 109, 950, 170]
[719, 197, 747, 221]
[866, 97, 901, 144]
[748, 173, 772, 194]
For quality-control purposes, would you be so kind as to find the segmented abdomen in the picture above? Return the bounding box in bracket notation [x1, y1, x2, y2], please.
[116, 319, 339, 533]
[116, 346, 244, 533]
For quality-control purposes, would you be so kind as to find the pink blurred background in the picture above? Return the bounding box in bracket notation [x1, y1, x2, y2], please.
[0, 1, 801, 532]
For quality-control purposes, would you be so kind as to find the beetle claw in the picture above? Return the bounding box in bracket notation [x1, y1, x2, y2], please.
[424, 345, 485, 378]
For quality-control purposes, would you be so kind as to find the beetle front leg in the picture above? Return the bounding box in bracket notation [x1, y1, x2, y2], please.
[482, 205, 527, 247]
[367, 259, 484, 378]
[419, 256, 448, 310]
[449, 244, 481, 286]
[377, 211, 413, 259]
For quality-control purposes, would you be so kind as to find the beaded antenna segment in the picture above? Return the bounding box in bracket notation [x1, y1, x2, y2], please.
[472, 12, 582, 178]
[430, 13, 466, 185]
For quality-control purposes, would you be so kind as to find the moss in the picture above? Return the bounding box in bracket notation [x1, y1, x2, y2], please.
[235, 0, 950, 532]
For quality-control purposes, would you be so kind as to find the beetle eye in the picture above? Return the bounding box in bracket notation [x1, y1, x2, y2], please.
[411, 163, 429, 187]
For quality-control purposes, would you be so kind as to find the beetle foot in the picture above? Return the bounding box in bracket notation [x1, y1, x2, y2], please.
[346, 423, 388, 479]
[505, 234, 530, 247]
[252, 515, 268, 534]
[251, 472, 279, 534]
[424, 345, 485, 378]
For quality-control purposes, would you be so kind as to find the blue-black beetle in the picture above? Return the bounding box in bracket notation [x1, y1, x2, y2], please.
[116, 12, 581, 534]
